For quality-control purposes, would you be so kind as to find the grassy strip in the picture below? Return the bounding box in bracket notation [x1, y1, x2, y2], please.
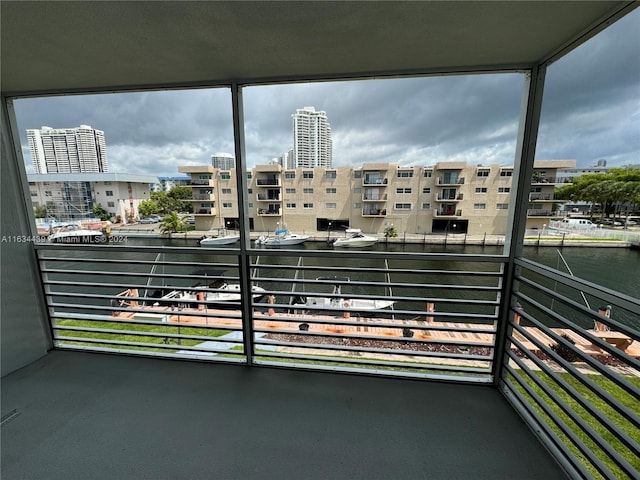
[510, 369, 640, 479]
[54, 319, 231, 350]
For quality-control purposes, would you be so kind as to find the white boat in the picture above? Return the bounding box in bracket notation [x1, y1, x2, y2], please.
[332, 228, 378, 248]
[49, 224, 106, 244]
[199, 229, 240, 247]
[290, 277, 394, 311]
[152, 281, 266, 307]
[256, 229, 309, 246]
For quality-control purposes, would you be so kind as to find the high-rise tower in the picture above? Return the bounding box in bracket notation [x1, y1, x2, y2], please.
[292, 106, 332, 168]
[27, 125, 108, 174]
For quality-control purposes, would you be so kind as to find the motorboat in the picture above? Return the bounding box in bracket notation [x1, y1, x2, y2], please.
[199, 229, 240, 247]
[49, 223, 106, 244]
[332, 228, 378, 248]
[151, 280, 266, 308]
[256, 229, 309, 247]
[289, 277, 394, 311]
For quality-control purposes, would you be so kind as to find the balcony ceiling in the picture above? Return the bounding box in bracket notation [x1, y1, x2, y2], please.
[0, 1, 633, 95]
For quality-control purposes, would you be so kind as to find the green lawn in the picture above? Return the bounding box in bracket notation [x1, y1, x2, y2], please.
[510, 369, 640, 480]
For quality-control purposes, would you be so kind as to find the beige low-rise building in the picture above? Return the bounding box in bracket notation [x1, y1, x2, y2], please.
[179, 160, 575, 234]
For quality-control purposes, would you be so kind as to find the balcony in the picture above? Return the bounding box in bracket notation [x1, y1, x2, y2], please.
[435, 209, 462, 217]
[436, 194, 464, 202]
[531, 176, 560, 185]
[362, 193, 387, 201]
[362, 177, 388, 186]
[256, 178, 280, 186]
[362, 208, 386, 216]
[195, 208, 216, 215]
[257, 208, 281, 216]
[527, 209, 554, 217]
[437, 176, 465, 186]
[257, 194, 281, 201]
[190, 179, 214, 186]
[192, 193, 213, 201]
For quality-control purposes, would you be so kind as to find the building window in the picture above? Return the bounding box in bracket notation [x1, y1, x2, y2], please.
[30, 191, 38, 196]
[303, 171, 314, 179]
[106, 190, 114, 196]
[104, 181, 111, 185]
[286, 203, 297, 209]
[222, 188, 232, 194]
[248, 203, 253, 208]
[353, 203, 361, 209]
[475, 187, 487, 193]
[285, 188, 296, 194]
[497, 203, 509, 209]
[422, 187, 431, 194]
[223, 202, 232, 209]
[221, 172, 231, 180]
[326, 202, 337, 208]
[198, 174, 212, 180]
[394, 203, 412, 210]
[326, 188, 336, 194]
[304, 203, 314, 209]
[325, 171, 337, 179]
[248, 189, 253, 194]
[303, 188, 313, 194]
[397, 170, 413, 178]
[423, 170, 433, 178]
[285, 172, 296, 179]
[107, 201, 115, 208]
[421, 202, 431, 209]
[498, 187, 511, 193]
[474, 203, 486, 209]
[354, 187, 361, 194]
[396, 188, 412, 194]
[354, 171, 362, 179]
[500, 170, 513, 177]
[477, 170, 490, 177]
[246, 173, 252, 179]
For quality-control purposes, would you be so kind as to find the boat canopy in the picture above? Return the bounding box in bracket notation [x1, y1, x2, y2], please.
[275, 229, 288, 235]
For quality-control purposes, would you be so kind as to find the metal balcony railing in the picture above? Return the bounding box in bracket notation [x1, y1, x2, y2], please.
[362, 194, 387, 201]
[257, 194, 281, 201]
[34, 244, 505, 383]
[256, 179, 280, 186]
[192, 194, 213, 201]
[436, 194, 463, 201]
[529, 194, 553, 201]
[527, 209, 555, 217]
[190, 179, 213, 186]
[362, 208, 387, 216]
[435, 209, 462, 217]
[437, 177, 465, 185]
[502, 258, 639, 480]
[363, 177, 388, 186]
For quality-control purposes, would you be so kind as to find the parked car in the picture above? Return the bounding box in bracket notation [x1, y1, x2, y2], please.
[139, 217, 158, 224]
[183, 215, 195, 225]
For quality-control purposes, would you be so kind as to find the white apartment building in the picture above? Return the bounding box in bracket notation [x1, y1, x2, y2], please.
[292, 106, 332, 168]
[27, 125, 108, 174]
[179, 160, 575, 234]
[28, 173, 158, 223]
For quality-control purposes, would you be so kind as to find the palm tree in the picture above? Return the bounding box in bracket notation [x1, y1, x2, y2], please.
[160, 212, 186, 235]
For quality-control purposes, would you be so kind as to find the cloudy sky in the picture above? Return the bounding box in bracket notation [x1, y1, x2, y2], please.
[14, 9, 639, 178]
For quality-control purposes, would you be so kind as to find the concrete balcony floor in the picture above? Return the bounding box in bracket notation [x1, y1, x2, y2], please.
[2, 351, 568, 479]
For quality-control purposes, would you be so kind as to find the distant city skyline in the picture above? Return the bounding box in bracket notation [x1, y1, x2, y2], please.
[12, 9, 639, 178]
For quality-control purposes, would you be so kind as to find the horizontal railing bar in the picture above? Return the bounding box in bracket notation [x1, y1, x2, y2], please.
[257, 306, 498, 320]
[40, 268, 242, 282]
[53, 343, 247, 363]
[515, 257, 640, 315]
[515, 275, 640, 343]
[55, 335, 243, 355]
[252, 315, 497, 334]
[38, 256, 240, 270]
[511, 320, 640, 425]
[253, 329, 494, 349]
[515, 291, 640, 370]
[252, 359, 493, 383]
[35, 242, 508, 263]
[257, 291, 501, 305]
[503, 363, 616, 479]
[52, 325, 243, 345]
[49, 302, 244, 320]
[508, 336, 640, 458]
[51, 313, 241, 332]
[254, 276, 502, 290]
[254, 350, 491, 374]
[252, 263, 504, 276]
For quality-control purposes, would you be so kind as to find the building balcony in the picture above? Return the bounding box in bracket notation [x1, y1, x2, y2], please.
[257, 208, 282, 216]
[192, 193, 214, 201]
[256, 178, 281, 186]
[362, 177, 388, 186]
[435, 194, 464, 202]
[257, 194, 281, 201]
[527, 209, 555, 217]
[531, 176, 560, 185]
[190, 179, 214, 186]
[195, 208, 216, 215]
[362, 208, 386, 217]
[437, 177, 465, 186]
[362, 194, 387, 201]
[434, 209, 462, 217]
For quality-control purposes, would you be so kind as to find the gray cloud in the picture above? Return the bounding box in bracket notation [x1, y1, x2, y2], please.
[13, 9, 639, 177]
